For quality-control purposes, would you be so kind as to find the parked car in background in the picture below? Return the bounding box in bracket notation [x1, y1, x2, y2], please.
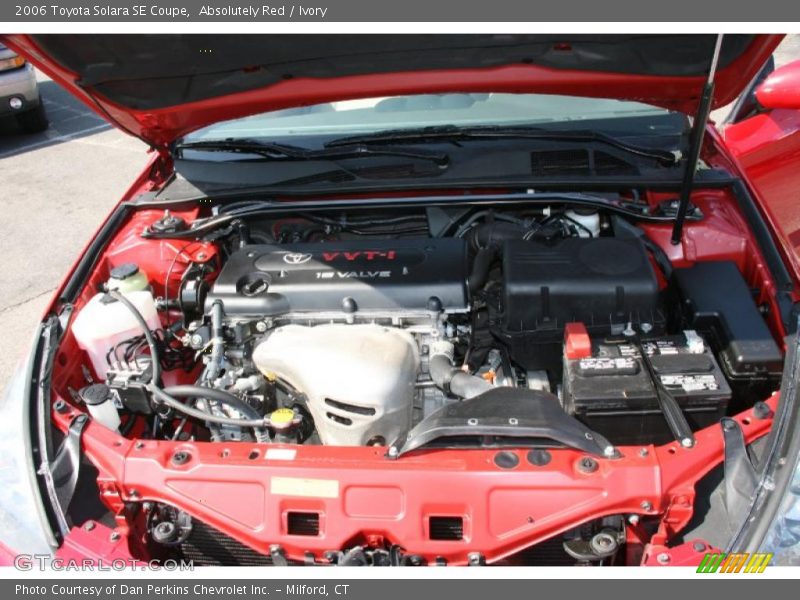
[0, 41, 48, 133]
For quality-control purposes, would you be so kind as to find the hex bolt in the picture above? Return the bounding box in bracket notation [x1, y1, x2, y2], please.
[128, 489, 140, 499]
[753, 401, 773, 420]
[578, 457, 599, 473]
[387, 446, 399, 458]
[693, 542, 706, 552]
[628, 514, 640, 525]
[657, 552, 671, 565]
[639, 448, 649, 457]
[54, 399, 69, 414]
[135, 441, 145, 450]
[171, 451, 191, 466]
[680, 437, 694, 448]
[109, 532, 121, 542]
[83, 522, 96, 531]
[641, 500, 653, 511]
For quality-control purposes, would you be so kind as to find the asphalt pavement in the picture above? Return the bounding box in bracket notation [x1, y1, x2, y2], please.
[1, 35, 799, 393]
[0, 71, 146, 390]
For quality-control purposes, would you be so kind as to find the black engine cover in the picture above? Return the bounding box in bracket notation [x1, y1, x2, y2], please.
[205, 238, 468, 316]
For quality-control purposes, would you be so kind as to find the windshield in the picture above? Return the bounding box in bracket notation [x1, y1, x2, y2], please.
[184, 93, 674, 142]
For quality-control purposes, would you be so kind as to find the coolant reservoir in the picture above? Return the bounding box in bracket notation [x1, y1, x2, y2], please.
[72, 283, 160, 379]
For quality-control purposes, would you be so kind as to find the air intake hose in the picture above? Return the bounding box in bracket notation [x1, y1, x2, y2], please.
[428, 341, 493, 399]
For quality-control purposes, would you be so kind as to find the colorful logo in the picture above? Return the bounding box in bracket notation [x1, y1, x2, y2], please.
[696, 552, 773, 573]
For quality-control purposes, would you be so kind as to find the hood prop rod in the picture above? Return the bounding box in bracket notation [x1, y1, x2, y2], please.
[671, 34, 724, 245]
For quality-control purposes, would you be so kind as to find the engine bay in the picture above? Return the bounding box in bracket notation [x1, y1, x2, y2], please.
[49, 190, 789, 566]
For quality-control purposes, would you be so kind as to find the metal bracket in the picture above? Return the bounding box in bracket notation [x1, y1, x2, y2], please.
[269, 544, 289, 566]
[50, 413, 89, 512]
[721, 417, 759, 520]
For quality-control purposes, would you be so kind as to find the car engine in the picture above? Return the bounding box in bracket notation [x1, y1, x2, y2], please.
[70, 204, 783, 455]
[58, 199, 788, 566]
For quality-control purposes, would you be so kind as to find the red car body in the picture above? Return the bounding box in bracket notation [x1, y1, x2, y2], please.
[3, 34, 800, 567]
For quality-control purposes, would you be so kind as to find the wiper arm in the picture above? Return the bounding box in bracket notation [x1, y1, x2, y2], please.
[326, 125, 681, 166]
[174, 138, 449, 167]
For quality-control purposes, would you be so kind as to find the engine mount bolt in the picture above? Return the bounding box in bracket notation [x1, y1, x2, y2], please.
[641, 500, 653, 511]
[657, 552, 671, 565]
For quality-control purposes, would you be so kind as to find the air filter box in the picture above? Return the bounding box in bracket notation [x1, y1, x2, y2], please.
[502, 237, 661, 332]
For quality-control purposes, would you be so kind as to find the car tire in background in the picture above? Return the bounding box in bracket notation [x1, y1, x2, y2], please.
[15, 95, 48, 133]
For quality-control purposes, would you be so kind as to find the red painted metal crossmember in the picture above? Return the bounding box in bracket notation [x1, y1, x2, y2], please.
[52, 393, 777, 566]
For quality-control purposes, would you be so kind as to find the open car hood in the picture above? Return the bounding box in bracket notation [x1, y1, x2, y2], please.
[2, 34, 783, 148]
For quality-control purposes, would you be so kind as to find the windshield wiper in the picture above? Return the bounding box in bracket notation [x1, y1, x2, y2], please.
[174, 138, 449, 167]
[326, 125, 681, 166]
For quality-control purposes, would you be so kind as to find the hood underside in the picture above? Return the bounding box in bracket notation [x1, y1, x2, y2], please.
[2, 34, 782, 147]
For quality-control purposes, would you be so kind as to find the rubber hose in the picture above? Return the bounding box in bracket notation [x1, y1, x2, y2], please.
[468, 247, 496, 294]
[162, 385, 262, 420]
[149, 386, 266, 428]
[429, 354, 493, 400]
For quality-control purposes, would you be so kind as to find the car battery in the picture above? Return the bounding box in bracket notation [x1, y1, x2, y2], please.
[562, 329, 731, 445]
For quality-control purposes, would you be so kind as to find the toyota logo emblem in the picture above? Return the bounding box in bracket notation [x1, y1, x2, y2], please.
[283, 252, 313, 265]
